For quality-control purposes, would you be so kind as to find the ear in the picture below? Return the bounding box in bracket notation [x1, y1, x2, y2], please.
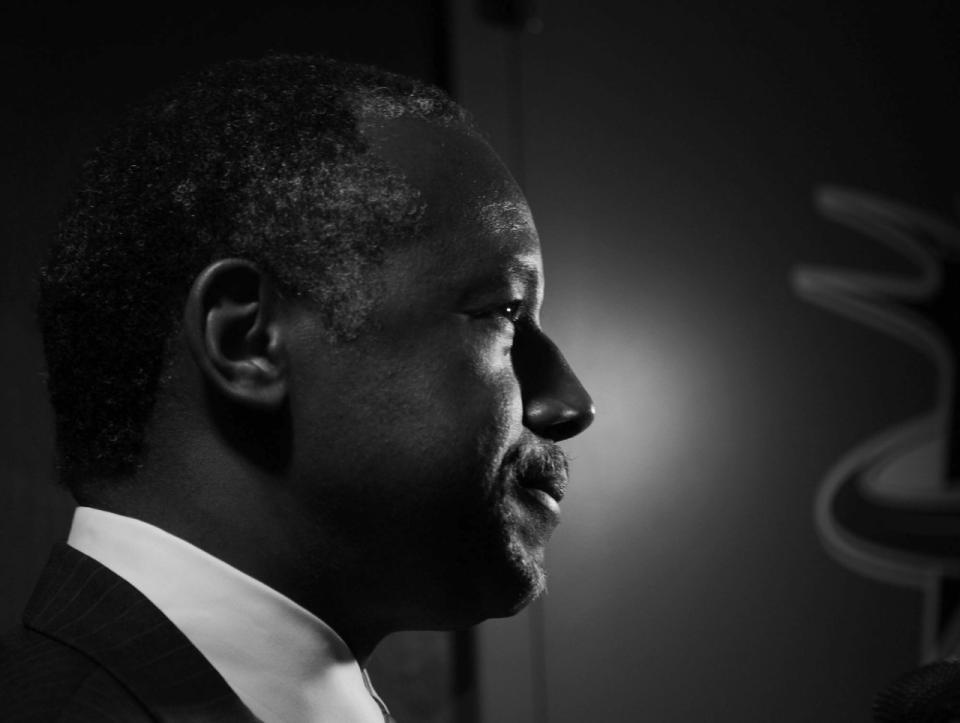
[183, 259, 287, 410]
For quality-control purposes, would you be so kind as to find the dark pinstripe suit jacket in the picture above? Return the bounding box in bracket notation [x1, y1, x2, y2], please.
[0, 543, 262, 722]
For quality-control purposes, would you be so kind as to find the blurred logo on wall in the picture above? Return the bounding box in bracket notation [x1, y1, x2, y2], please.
[794, 187, 960, 662]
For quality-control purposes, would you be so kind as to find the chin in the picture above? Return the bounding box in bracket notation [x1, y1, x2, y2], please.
[477, 540, 548, 621]
[405, 557, 545, 632]
[431, 494, 553, 626]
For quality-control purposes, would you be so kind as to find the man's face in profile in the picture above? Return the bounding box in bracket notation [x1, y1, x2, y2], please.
[279, 117, 586, 628]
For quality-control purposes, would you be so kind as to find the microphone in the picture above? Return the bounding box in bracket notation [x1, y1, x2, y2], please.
[873, 659, 960, 722]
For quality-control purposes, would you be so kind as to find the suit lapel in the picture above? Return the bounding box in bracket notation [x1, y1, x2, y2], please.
[23, 543, 261, 722]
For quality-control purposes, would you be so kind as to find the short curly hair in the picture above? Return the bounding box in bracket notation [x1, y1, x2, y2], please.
[39, 54, 472, 492]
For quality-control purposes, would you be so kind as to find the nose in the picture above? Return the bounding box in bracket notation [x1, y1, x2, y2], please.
[513, 327, 596, 442]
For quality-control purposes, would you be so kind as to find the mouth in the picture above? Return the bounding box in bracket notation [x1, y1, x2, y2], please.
[519, 485, 563, 516]
[510, 443, 569, 517]
[518, 473, 566, 505]
[517, 461, 567, 516]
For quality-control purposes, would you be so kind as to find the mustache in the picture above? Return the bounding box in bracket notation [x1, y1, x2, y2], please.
[501, 440, 569, 496]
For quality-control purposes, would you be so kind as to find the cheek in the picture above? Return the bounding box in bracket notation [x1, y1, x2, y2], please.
[290, 319, 524, 473]
[445, 341, 523, 427]
[381, 346, 522, 483]
[449, 363, 524, 483]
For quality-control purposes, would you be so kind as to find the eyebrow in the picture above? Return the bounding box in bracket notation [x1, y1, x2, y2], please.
[503, 258, 541, 290]
[456, 258, 542, 306]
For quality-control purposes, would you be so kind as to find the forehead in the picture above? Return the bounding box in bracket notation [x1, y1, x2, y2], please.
[362, 116, 541, 267]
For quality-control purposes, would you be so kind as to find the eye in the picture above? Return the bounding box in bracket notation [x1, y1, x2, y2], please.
[494, 300, 524, 324]
[467, 299, 526, 330]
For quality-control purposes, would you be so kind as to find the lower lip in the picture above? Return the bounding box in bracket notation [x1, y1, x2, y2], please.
[519, 487, 562, 517]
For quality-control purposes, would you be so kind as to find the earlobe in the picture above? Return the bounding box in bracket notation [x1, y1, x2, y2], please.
[184, 259, 288, 410]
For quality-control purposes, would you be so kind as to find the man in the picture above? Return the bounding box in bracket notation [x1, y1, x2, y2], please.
[0, 55, 594, 721]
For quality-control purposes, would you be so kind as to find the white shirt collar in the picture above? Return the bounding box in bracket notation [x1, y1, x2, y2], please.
[67, 506, 388, 723]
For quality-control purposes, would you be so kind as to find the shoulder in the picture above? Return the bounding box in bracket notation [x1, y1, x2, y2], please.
[0, 624, 151, 722]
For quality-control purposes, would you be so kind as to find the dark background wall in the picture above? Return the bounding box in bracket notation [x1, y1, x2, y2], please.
[455, 2, 960, 721]
[3, 2, 960, 722]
